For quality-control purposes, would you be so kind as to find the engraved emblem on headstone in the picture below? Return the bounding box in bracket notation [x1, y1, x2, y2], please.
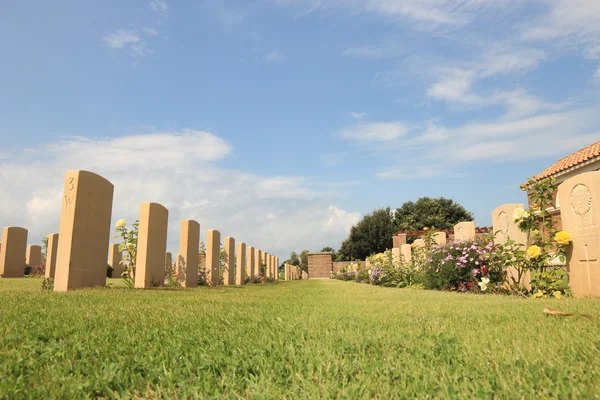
[498, 211, 509, 234]
[570, 184, 592, 216]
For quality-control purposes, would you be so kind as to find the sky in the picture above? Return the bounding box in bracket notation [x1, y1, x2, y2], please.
[1, 0, 600, 260]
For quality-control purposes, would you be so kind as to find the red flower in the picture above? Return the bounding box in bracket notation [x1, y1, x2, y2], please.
[482, 266, 488, 275]
[467, 282, 473, 287]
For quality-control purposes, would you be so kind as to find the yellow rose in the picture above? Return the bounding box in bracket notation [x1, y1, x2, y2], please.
[513, 207, 524, 220]
[527, 245, 542, 259]
[523, 210, 530, 219]
[553, 291, 562, 299]
[554, 231, 572, 245]
[423, 227, 429, 231]
[116, 219, 127, 228]
[410, 242, 416, 248]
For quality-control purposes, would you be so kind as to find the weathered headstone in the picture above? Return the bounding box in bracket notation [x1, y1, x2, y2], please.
[26, 245, 42, 272]
[179, 220, 200, 288]
[54, 171, 114, 291]
[246, 246, 255, 279]
[400, 244, 412, 263]
[435, 232, 447, 246]
[255, 249, 262, 278]
[558, 172, 600, 297]
[45, 233, 59, 279]
[205, 230, 221, 287]
[0, 227, 28, 277]
[135, 203, 169, 288]
[107, 244, 121, 279]
[236, 242, 246, 285]
[223, 237, 235, 286]
[454, 222, 476, 241]
[492, 204, 527, 247]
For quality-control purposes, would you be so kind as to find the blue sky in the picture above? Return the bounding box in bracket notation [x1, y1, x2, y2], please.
[1, 0, 600, 259]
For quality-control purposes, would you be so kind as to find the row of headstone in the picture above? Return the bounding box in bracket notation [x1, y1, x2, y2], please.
[1, 170, 280, 291]
[284, 263, 304, 280]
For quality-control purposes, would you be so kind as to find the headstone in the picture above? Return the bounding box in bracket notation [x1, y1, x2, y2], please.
[284, 264, 289, 280]
[246, 246, 255, 278]
[414, 238, 425, 248]
[255, 249, 262, 279]
[107, 244, 122, 279]
[454, 222, 476, 241]
[223, 237, 235, 286]
[492, 204, 527, 247]
[435, 232, 447, 246]
[165, 252, 172, 274]
[54, 171, 114, 291]
[0, 227, 28, 277]
[45, 233, 59, 279]
[26, 245, 42, 271]
[135, 202, 169, 288]
[263, 252, 270, 278]
[400, 244, 412, 263]
[275, 256, 279, 280]
[236, 242, 246, 285]
[392, 248, 401, 265]
[205, 230, 221, 287]
[179, 220, 200, 288]
[558, 172, 600, 296]
[393, 233, 407, 248]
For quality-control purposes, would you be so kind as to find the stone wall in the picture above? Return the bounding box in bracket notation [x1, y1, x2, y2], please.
[308, 252, 333, 279]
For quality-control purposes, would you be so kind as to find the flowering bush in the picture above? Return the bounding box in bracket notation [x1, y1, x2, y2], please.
[422, 239, 504, 293]
[364, 250, 423, 288]
[115, 219, 139, 288]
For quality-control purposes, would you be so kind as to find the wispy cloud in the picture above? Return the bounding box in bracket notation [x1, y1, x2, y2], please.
[264, 51, 286, 63]
[338, 122, 408, 141]
[150, 0, 168, 16]
[349, 112, 367, 120]
[142, 28, 159, 37]
[103, 30, 150, 56]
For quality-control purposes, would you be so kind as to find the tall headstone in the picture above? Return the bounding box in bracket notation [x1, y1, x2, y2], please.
[206, 230, 221, 287]
[0, 227, 28, 277]
[236, 242, 246, 285]
[255, 249, 262, 279]
[179, 220, 200, 288]
[223, 236, 235, 286]
[26, 245, 42, 270]
[45, 233, 59, 279]
[135, 202, 169, 288]
[434, 232, 447, 246]
[558, 172, 600, 297]
[492, 204, 527, 247]
[263, 252, 269, 278]
[400, 244, 412, 263]
[246, 246, 255, 279]
[54, 171, 114, 291]
[392, 248, 401, 265]
[165, 252, 172, 274]
[107, 244, 122, 279]
[454, 222, 476, 241]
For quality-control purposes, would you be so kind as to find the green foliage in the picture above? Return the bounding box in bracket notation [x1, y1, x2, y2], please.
[41, 236, 49, 260]
[530, 269, 571, 299]
[299, 250, 309, 273]
[394, 197, 474, 231]
[287, 251, 300, 266]
[336, 207, 395, 261]
[106, 264, 113, 278]
[2, 279, 600, 398]
[114, 219, 139, 288]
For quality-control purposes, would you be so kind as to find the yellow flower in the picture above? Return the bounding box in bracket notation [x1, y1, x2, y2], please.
[513, 207, 524, 220]
[423, 227, 429, 231]
[116, 219, 127, 228]
[126, 243, 134, 250]
[527, 245, 542, 259]
[410, 242, 417, 248]
[554, 231, 572, 245]
[553, 291, 562, 299]
[523, 210, 530, 219]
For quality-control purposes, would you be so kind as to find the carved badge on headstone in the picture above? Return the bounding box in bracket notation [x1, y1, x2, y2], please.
[570, 184, 592, 216]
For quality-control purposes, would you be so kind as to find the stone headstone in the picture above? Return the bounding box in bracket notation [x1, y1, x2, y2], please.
[45, 233, 59, 279]
[236, 242, 246, 285]
[54, 171, 114, 291]
[179, 220, 200, 288]
[263, 252, 270, 278]
[246, 246, 255, 278]
[393, 233, 407, 248]
[135, 203, 169, 288]
[205, 230, 221, 287]
[108, 244, 122, 279]
[492, 204, 527, 247]
[558, 172, 600, 297]
[0, 227, 28, 277]
[400, 244, 412, 263]
[435, 232, 447, 246]
[414, 238, 425, 248]
[255, 249, 262, 278]
[454, 222, 476, 241]
[223, 237, 235, 286]
[392, 248, 401, 265]
[27, 245, 42, 272]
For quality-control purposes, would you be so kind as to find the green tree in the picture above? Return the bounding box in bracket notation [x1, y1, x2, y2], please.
[287, 251, 300, 266]
[299, 250, 309, 273]
[394, 197, 473, 231]
[336, 208, 395, 261]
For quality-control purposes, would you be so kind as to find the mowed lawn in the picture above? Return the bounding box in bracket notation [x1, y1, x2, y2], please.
[1, 279, 600, 399]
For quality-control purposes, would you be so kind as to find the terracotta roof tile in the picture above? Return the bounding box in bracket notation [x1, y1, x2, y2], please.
[533, 140, 600, 181]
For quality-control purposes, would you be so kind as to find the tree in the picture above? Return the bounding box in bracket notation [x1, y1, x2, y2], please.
[299, 250, 309, 273]
[336, 208, 395, 261]
[287, 251, 300, 266]
[320, 246, 336, 259]
[394, 197, 473, 231]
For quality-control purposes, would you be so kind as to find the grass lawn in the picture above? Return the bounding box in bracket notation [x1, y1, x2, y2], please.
[1, 278, 599, 398]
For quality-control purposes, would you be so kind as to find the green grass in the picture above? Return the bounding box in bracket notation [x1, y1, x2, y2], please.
[1, 278, 600, 399]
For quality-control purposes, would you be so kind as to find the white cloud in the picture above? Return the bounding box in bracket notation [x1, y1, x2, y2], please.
[150, 0, 168, 15]
[263, 51, 286, 63]
[374, 108, 600, 179]
[339, 122, 408, 141]
[0, 130, 360, 257]
[595, 68, 600, 83]
[143, 28, 159, 37]
[342, 46, 385, 59]
[103, 30, 141, 49]
[349, 112, 367, 119]
[427, 69, 477, 102]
